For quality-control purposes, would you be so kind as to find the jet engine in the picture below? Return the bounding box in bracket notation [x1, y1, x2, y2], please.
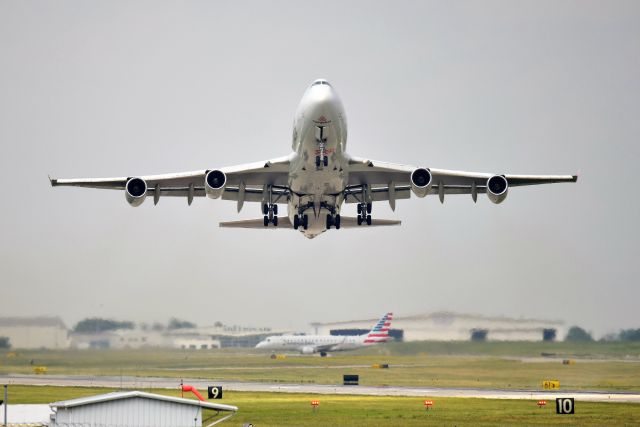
[300, 346, 316, 355]
[125, 177, 147, 207]
[205, 169, 227, 199]
[410, 167, 433, 198]
[486, 175, 508, 204]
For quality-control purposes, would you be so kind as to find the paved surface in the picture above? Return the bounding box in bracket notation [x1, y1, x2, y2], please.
[3, 374, 640, 403]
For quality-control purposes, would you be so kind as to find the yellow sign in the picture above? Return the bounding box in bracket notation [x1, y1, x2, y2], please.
[33, 366, 48, 374]
[542, 380, 560, 390]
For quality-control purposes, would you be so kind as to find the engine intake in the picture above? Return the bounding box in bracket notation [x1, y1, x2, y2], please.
[125, 177, 147, 207]
[300, 346, 315, 355]
[487, 175, 508, 204]
[205, 170, 227, 199]
[410, 168, 433, 198]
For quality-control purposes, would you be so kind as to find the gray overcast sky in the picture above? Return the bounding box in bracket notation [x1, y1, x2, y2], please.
[1, 1, 638, 337]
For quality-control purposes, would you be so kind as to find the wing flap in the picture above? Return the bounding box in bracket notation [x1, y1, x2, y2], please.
[338, 217, 401, 228]
[219, 217, 293, 229]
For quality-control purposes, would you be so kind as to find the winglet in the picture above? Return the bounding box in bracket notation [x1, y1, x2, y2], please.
[49, 175, 58, 186]
[571, 174, 578, 182]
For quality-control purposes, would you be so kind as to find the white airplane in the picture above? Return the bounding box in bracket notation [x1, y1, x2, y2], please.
[255, 313, 393, 356]
[51, 79, 577, 239]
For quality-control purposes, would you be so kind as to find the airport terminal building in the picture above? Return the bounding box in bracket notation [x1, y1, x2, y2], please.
[312, 311, 565, 342]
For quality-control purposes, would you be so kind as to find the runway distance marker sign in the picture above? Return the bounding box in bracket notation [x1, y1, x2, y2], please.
[556, 398, 575, 414]
[207, 386, 223, 399]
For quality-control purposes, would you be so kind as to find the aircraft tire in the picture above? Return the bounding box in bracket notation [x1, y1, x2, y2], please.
[357, 216, 362, 226]
[366, 203, 372, 214]
[366, 215, 372, 225]
[263, 216, 269, 227]
[273, 204, 278, 215]
[303, 214, 309, 230]
[293, 215, 299, 230]
[273, 216, 278, 226]
[335, 214, 341, 229]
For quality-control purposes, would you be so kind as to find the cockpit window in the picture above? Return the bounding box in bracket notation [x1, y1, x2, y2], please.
[312, 80, 330, 86]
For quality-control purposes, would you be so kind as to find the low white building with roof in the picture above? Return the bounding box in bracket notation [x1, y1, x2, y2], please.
[0, 317, 69, 349]
[49, 391, 237, 427]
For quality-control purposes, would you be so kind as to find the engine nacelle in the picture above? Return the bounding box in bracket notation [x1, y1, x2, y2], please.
[205, 170, 227, 199]
[300, 346, 315, 355]
[410, 168, 433, 198]
[125, 177, 147, 207]
[487, 175, 508, 204]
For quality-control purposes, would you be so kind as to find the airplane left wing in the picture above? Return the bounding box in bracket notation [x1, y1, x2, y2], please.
[50, 155, 292, 208]
[346, 156, 577, 207]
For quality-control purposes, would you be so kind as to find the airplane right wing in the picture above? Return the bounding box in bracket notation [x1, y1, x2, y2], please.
[346, 156, 577, 208]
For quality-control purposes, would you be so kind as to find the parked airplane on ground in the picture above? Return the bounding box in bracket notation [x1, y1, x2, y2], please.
[51, 79, 577, 239]
[255, 313, 393, 356]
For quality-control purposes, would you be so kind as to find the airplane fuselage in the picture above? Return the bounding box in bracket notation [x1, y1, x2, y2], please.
[288, 79, 349, 238]
[256, 334, 366, 354]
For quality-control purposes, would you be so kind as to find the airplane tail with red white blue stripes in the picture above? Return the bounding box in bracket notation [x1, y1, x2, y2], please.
[362, 312, 393, 345]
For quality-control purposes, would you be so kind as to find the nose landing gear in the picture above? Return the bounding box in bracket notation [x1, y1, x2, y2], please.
[293, 214, 309, 230]
[326, 213, 341, 230]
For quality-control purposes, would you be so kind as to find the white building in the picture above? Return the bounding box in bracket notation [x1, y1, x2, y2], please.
[312, 311, 565, 342]
[49, 391, 237, 427]
[0, 317, 69, 349]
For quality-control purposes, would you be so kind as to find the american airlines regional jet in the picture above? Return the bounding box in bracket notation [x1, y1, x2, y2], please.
[255, 313, 394, 356]
[51, 79, 577, 239]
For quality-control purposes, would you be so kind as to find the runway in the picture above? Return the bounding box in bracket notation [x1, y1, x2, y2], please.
[3, 374, 640, 403]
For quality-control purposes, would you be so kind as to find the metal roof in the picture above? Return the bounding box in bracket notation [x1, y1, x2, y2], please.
[49, 391, 237, 412]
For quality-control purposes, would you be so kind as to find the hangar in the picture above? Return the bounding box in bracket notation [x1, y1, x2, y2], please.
[312, 311, 565, 342]
[0, 316, 69, 349]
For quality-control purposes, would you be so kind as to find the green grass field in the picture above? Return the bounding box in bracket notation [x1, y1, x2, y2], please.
[5, 385, 640, 426]
[2, 341, 640, 392]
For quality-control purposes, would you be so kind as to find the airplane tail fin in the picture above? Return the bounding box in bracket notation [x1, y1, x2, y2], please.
[362, 312, 393, 345]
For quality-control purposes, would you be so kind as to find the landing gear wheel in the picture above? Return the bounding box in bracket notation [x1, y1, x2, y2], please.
[366, 203, 372, 214]
[293, 215, 300, 230]
[326, 214, 333, 229]
[315, 156, 321, 167]
[357, 204, 362, 214]
[357, 216, 363, 226]
[302, 214, 309, 230]
[323, 156, 328, 167]
[262, 204, 269, 215]
[273, 204, 278, 215]
[334, 214, 341, 229]
[263, 216, 269, 227]
[366, 215, 372, 225]
[320, 351, 327, 357]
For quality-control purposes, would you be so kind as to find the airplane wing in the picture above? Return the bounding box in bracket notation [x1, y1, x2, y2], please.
[50, 156, 292, 208]
[346, 156, 577, 208]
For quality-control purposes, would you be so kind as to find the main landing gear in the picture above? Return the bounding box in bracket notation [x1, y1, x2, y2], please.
[262, 203, 279, 226]
[356, 202, 372, 226]
[293, 214, 309, 230]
